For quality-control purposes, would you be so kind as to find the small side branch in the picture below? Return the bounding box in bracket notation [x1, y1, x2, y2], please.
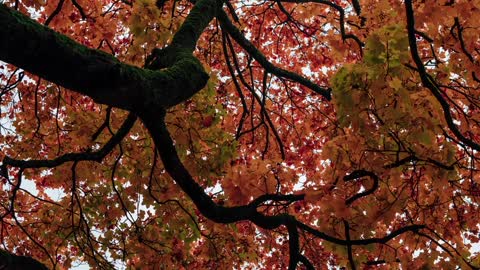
[217, 10, 332, 100]
[2, 113, 136, 170]
[404, 0, 480, 151]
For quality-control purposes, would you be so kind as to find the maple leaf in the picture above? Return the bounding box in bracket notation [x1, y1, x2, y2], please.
[1, 0, 480, 269]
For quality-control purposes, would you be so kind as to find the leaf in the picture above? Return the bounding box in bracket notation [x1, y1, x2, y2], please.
[1, 1, 479, 269]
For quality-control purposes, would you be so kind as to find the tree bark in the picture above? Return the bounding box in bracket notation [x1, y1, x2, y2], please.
[0, 3, 209, 111]
[0, 250, 49, 270]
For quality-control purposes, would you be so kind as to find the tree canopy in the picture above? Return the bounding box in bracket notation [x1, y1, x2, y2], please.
[1, 0, 480, 269]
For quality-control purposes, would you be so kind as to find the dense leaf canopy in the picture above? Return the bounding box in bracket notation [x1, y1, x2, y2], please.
[1, 0, 480, 269]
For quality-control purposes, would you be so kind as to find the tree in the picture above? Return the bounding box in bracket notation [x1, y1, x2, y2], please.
[0, 0, 480, 268]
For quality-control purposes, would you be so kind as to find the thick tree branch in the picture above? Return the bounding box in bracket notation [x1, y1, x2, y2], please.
[0, 4, 208, 111]
[140, 108, 426, 268]
[249, 193, 305, 208]
[171, 0, 220, 52]
[146, 0, 221, 69]
[0, 249, 49, 270]
[287, 221, 302, 270]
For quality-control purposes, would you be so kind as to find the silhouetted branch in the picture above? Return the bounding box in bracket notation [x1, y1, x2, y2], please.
[384, 154, 455, 170]
[405, 0, 480, 152]
[278, 0, 364, 48]
[344, 220, 356, 270]
[140, 108, 427, 268]
[296, 221, 425, 246]
[217, 10, 332, 100]
[344, 170, 379, 205]
[452, 17, 475, 63]
[249, 193, 305, 208]
[44, 0, 65, 26]
[2, 113, 136, 170]
[0, 249, 49, 270]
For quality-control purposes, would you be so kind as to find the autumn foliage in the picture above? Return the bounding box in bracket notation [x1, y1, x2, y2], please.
[1, 0, 480, 269]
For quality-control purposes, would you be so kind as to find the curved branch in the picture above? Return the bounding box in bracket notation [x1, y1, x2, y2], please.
[344, 169, 379, 205]
[139, 109, 427, 268]
[71, 0, 88, 20]
[44, 0, 65, 26]
[249, 193, 305, 208]
[170, 0, 220, 52]
[417, 230, 479, 269]
[452, 17, 475, 64]
[221, 31, 250, 139]
[298, 254, 315, 270]
[0, 4, 209, 111]
[351, 0, 361, 15]
[277, 0, 364, 48]
[223, 33, 286, 158]
[2, 113, 136, 170]
[217, 9, 332, 100]
[91, 106, 114, 141]
[404, 0, 480, 151]
[296, 222, 425, 246]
